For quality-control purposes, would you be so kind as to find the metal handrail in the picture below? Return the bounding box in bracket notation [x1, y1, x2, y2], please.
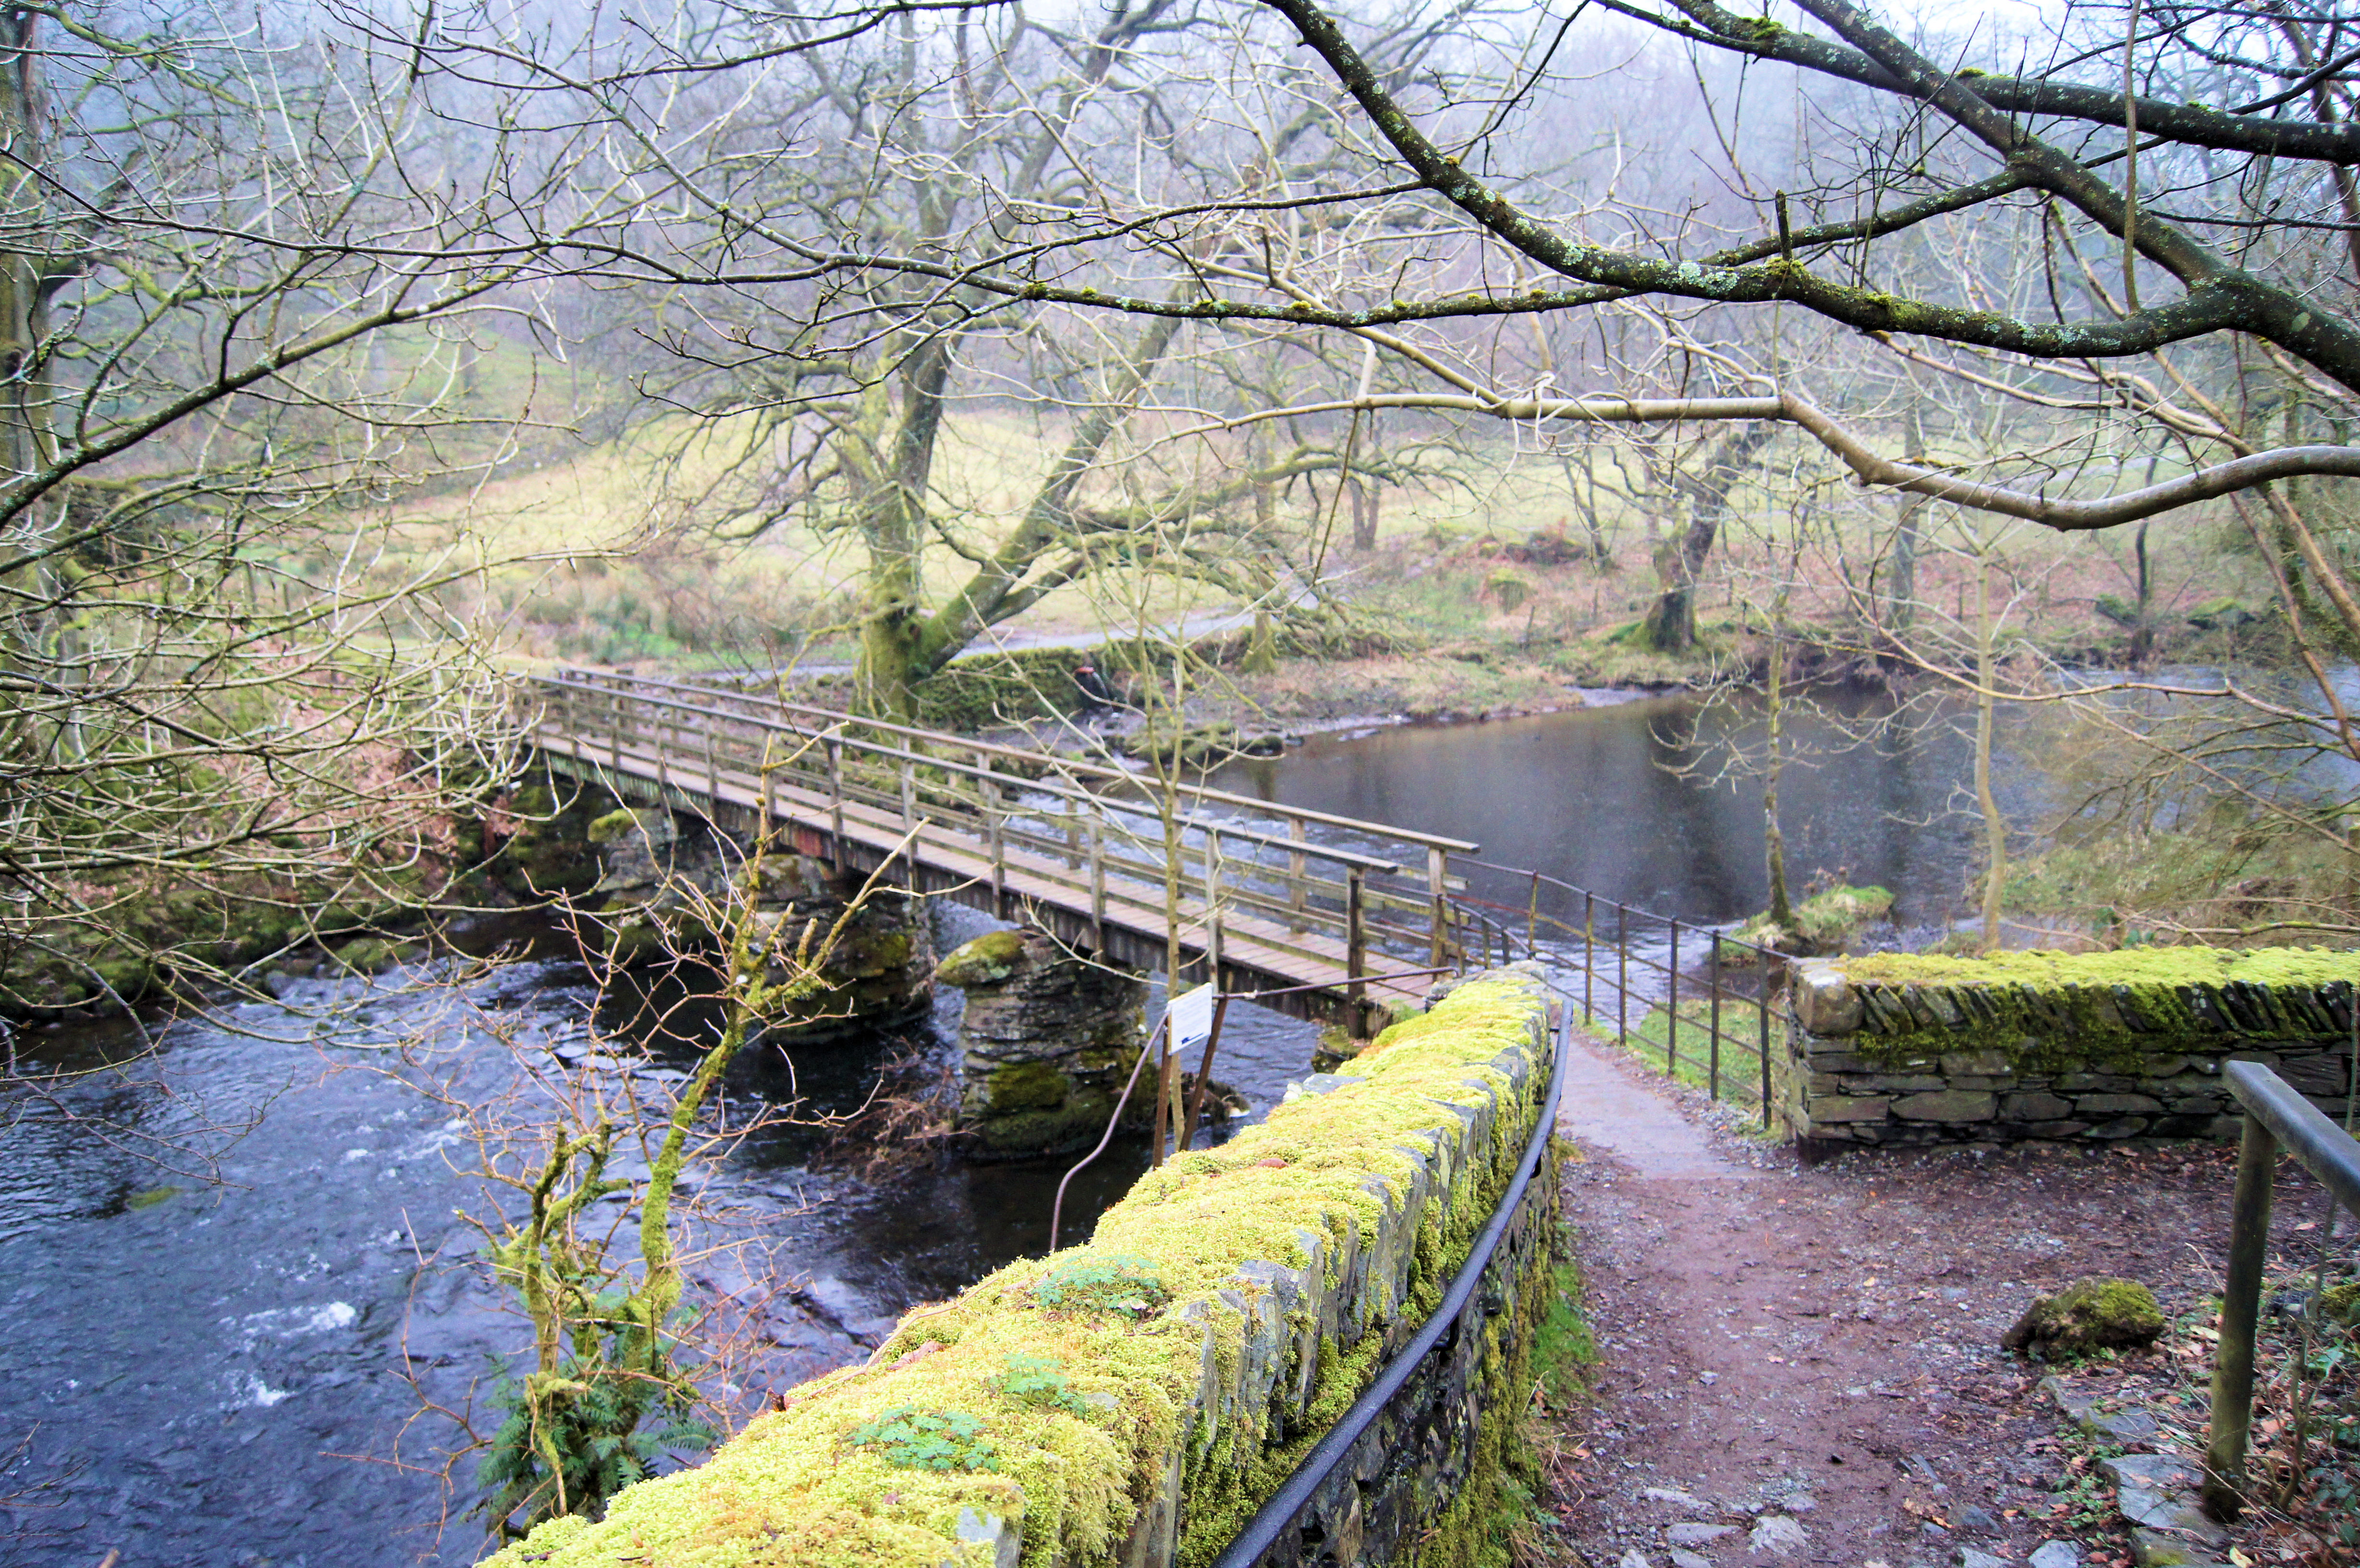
[1208, 996, 1571, 1568]
[1443, 870, 1780, 1123]
[2203, 1059, 2360, 1519]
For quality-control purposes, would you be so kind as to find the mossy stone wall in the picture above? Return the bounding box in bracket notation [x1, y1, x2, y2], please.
[1783, 949, 2360, 1149]
[480, 968, 1560, 1568]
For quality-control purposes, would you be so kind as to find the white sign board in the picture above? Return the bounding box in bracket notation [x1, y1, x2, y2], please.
[1163, 983, 1217, 1056]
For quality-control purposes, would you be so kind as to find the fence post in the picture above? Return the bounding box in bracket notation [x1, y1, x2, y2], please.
[1287, 818, 1308, 933]
[1346, 868, 1367, 1040]
[610, 688, 624, 772]
[1527, 870, 1541, 958]
[979, 749, 1006, 917]
[1709, 933, 1723, 1102]
[705, 721, 718, 799]
[1584, 890, 1595, 1024]
[1087, 816, 1106, 949]
[825, 735, 845, 871]
[1063, 794, 1082, 870]
[900, 760, 916, 832]
[1203, 828, 1225, 989]
[2203, 1115, 2280, 1519]
[1759, 972, 1773, 1127]
[1616, 901, 1628, 1043]
[1668, 919, 1681, 1078]
[1426, 847, 1449, 968]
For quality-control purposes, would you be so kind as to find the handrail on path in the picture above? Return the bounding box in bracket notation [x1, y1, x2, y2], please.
[2203, 1060, 2360, 1519]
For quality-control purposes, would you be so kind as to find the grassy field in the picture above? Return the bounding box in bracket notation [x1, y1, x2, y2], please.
[316, 381, 2275, 686]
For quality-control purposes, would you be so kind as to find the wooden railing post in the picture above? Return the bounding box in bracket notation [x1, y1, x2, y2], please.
[825, 734, 845, 870]
[609, 687, 624, 772]
[899, 760, 917, 832]
[2204, 1115, 2279, 1519]
[1203, 827, 1224, 989]
[1087, 815, 1106, 948]
[1426, 847, 1449, 968]
[1345, 867, 1367, 1040]
[704, 719, 719, 799]
[978, 749, 1006, 917]
[1063, 794, 1082, 870]
[1287, 817, 1308, 933]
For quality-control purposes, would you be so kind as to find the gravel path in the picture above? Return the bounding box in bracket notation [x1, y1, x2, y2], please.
[1535, 1029, 2348, 1568]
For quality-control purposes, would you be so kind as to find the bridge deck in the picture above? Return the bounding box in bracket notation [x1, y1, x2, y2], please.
[528, 671, 1503, 1028]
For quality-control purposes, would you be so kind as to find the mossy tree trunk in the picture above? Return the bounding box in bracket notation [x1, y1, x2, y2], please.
[1642, 423, 1774, 653]
[0, 17, 61, 751]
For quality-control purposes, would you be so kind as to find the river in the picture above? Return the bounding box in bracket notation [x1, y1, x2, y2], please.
[0, 686, 2023, 1565]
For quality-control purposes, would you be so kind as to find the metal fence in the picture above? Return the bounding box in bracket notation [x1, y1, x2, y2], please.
[1441, 861, 1784, 1126]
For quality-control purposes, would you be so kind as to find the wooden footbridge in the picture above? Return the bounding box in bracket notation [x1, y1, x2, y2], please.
[525, 668, 1527, 1029]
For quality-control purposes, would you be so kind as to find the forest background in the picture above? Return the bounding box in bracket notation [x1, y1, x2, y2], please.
[7, 0, 2360, 1006]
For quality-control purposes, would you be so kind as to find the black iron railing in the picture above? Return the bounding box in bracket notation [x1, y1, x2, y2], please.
[1208, 997, 1572, 1568]
[1443, 860, 1782, 1125]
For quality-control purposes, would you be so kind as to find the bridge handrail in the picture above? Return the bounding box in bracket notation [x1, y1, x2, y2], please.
[530, 674, 1424, 879]
[537, 666, 1481, 857]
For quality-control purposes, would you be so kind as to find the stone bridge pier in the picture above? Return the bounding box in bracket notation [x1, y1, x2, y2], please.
[579, 802, 937, 1044]
[934, 928, 1150, 1155]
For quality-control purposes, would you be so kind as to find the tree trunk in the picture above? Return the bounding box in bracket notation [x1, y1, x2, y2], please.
[851, 340, 952, 720]
[1347, 474, 1377, 551]
[1643, 423, 1774, 653]
[2126, 519, 2155, 669]
[1887, 404, 1927, 637]
[0, 16, 59, 749]
[1974, 555, 2007, 952]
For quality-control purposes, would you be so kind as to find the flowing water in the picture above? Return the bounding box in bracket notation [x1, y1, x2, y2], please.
[0, 686, 2028, 1566]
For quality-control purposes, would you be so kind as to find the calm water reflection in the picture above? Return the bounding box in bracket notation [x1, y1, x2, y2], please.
[1217, 688, 2040, 927]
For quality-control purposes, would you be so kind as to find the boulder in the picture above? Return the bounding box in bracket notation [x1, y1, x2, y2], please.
[2002, 1276, 2165, 1360]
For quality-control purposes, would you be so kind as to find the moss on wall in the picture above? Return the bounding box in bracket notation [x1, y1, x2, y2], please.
[481, 972, 1554, 1568]
[1819, 947, 2360, 1072]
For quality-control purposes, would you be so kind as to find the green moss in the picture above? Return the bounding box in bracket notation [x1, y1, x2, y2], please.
[1824, 947, 2360, 1071]
[985, 1060, 1071, 1114]
[1729, 884, 1893, 956]
[124, 1186, 181, 1211]
[1033, 1255, 1168, 1316]
[1844, 945, 2358, 991]
[2002, 1276, 2165, 1360]
[585, 808, 645, 845]
[937, 930, 1030, 987]
[481, 973, 1552, 1568]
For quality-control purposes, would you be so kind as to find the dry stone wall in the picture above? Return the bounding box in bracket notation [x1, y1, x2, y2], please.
[1783, 950, 2360, 1149]
[480, 968, 1559, 1568]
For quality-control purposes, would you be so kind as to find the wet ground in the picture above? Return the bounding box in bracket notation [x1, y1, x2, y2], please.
[1541, 1031, 2351, 1568]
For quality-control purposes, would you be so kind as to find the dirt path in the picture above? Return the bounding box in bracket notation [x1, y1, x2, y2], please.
[1537, 1028, 2347, 1568]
